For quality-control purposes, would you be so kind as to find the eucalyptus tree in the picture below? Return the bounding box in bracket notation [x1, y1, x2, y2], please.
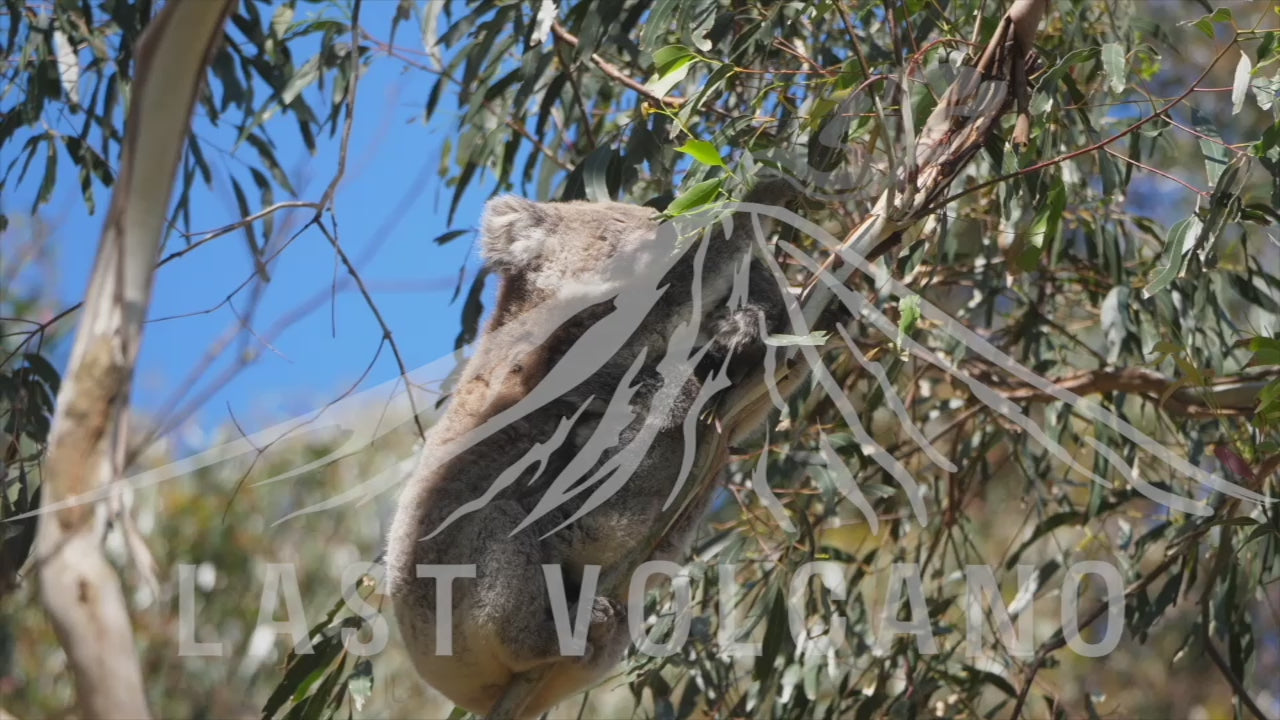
[3, 0, 1280, 718]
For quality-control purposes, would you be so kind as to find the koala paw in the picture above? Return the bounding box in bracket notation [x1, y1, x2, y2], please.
[577, 597, 627, 664]
[713, 308, 765, 353]
[588, 596, 623, 626]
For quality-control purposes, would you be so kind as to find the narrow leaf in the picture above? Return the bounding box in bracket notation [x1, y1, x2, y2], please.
[35, 136, 57, 211]
[1192, 109, 1229, 186]
[582, 145, 613, 202]
[646, 45, 696, 98]
[1232, 53, 1253, 115]
[1143, 216, 1202, 297]
[897, 295, 922, 343]
[764, 332, 829, 347]
[1102, 43, 1126, 94]
[665, 177, 722, 215]
[270, 5, 294, 39]
[675, 139, 725, 167]
[52, 28, 81, 106]
[432, 229, 470, 246]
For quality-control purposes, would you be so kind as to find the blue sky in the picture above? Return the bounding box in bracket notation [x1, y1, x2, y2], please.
[5, 1, 493, 444]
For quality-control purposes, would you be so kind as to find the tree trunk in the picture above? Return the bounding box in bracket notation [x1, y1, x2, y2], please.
[32, 2, 235, 717]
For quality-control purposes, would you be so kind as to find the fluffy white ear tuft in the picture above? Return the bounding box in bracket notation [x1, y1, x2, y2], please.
[480, 195, 548, 271]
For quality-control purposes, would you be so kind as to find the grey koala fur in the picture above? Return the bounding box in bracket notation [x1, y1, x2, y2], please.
[386, 182, 798, 718]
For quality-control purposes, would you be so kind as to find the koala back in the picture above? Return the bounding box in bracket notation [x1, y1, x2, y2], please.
[386, 186, 798, 718]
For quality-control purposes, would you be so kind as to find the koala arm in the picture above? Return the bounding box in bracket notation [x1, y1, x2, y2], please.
[699, 257, 789, 379]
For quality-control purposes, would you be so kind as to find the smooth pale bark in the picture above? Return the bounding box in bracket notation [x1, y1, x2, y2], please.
[32, 1, 235, 717]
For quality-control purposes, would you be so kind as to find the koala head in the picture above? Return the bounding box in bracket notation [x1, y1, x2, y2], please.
[479, 196, 673, 303]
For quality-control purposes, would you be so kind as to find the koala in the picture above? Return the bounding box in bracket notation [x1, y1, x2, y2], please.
[386, 182, 798, 718]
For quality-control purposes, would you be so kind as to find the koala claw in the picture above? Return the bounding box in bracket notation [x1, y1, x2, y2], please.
[564, 596, 626, 666]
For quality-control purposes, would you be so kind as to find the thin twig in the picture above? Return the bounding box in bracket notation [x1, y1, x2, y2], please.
[1103, 147, 1209, 197]
[219, 336, 389, 522]
[126, 264, 406, 463]
[306, 0, 423, 437]
[0, 304, 81, 368]
[5, 198, 321, 369]
[156, 200, 320, 267]
[772, 38, 838, 76]
[361, 30, 574, 171]
[314, 217, 423, 429]
[1203, 631, 1270, 720]
[315, 1, 361, 217]
[550, 21, 686, 108]
[1009, 550, 1181, 718]
[501, 110, 573, 170]
[1162, 115, 1252, 156]
[554, 39, 598, 148]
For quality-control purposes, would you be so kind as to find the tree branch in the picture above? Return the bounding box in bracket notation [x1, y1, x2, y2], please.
[927, 33, 1238, 215]
[799, 0, 1049, 321]
[31, 1, 235, 717]
[311, 0, 424, 437]
[1203, 630, 1270, 720]
[986, 365, 1277, 417]
[550, 21, 687, 109]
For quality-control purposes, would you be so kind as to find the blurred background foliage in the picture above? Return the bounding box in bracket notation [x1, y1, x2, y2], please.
[3, 0, 1280, 718]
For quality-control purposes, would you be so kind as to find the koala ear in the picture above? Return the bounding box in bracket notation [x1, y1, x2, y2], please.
[480, 195, 550, 271]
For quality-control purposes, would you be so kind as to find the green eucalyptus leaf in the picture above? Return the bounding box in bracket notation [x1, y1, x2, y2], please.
[665, 177, 722, 215]
[675, 139, 725, 168]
